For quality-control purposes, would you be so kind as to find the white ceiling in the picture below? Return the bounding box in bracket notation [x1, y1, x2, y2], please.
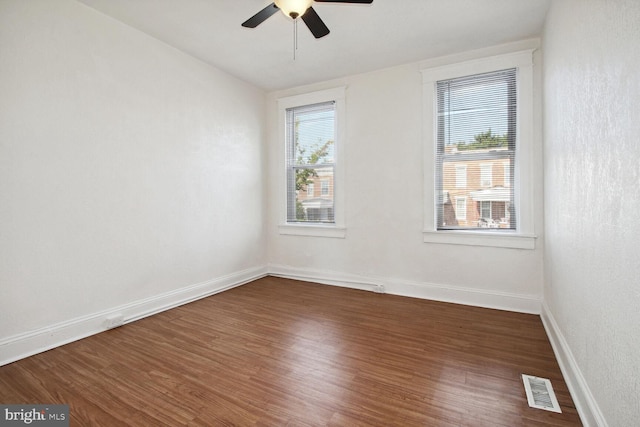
[77, 0, 551, 91]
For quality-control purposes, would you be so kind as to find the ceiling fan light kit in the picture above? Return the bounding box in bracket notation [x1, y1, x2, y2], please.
[242, 0, 373, 39]
[274, 0, 313, 19]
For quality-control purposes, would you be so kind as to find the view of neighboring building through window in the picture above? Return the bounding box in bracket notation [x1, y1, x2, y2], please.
[436, 68, 517, 230]
[285, 101, 336, 224]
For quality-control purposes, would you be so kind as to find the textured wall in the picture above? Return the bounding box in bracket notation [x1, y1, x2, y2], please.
[543, 0, 640, 425]
[0, 0, 266, 339]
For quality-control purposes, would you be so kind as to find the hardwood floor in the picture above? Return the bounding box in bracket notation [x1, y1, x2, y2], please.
[0, 276, 581, 426]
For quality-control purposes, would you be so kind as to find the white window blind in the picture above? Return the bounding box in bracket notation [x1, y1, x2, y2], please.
[285, 101, 336, 224]
[436, 68, 517, 231]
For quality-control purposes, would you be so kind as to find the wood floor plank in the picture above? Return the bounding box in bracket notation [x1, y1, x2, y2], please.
[0, 276, 581, 425]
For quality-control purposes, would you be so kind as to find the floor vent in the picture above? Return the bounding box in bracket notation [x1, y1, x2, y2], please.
[522, 374, 562, 413]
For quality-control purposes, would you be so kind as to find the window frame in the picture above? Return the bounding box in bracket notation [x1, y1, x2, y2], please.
[422, 50, 536, 249]
[277, 87, 346, 238]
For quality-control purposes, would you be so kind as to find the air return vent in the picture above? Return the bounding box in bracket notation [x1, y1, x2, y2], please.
[522, 374, 562, 413]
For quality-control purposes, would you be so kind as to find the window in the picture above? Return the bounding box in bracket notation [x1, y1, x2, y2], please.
[277, 87, 346, 238]
[480, 200, 491, 218]
[455, 197, 467, 220]
[422, 50, 536, 249]
[320, 180, 330, 196]
[455, 165, 467, 188]
[480, 163, 493, 188]
[286, 101, 335, 224]
[436, 68, 515, 230]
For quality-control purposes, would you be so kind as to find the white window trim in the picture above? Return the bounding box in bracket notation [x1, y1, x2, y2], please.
[421, 50, 536, 250]
[277, 87, 346, 239]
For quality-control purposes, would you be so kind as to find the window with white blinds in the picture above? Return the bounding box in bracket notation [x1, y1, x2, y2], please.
[277, 87, 345, 238]
[285, 101, 336, 224]
[435, 68, 517, 231]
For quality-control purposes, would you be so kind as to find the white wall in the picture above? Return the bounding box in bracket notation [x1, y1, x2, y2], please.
[542, 1, 640, 425]
[0, 0, 266, 360]
[266, 42, 545, 313]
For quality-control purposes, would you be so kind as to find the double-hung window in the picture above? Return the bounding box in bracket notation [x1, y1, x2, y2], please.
[277, 87, 346, 238]
[437, 69, 515, 230]
[422, 50, 536, 249]
[286, 101, 335, 224]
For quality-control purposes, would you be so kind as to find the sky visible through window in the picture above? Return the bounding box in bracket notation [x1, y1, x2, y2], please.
[295, 108, 335, 164]
[440, 79, 510, 146]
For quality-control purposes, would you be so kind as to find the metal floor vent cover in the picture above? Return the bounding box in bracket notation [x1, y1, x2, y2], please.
[522, 374, 562, 413]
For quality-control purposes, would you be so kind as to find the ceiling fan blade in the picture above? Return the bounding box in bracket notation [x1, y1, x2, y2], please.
[301, 7, 330, 39]
[315, 0, 373, 3]
[241, 3, 279, 28]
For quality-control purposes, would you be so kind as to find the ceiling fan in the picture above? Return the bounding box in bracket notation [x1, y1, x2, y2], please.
[242, 0, 373, 39]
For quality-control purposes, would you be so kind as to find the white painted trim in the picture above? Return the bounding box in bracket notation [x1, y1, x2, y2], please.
[0, 266, 268, 367]
[540, 302, 608, 427]
[269, 264, 540, 314]
[278, 224, 346, 238]
[423, 230, 536, 249]
[420, 50, 534, 83]
[268, 264, 384, 292]
[418, 39, 540, 71]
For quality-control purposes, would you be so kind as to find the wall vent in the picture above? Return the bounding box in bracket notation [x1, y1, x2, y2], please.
[522, 374, 562, 413]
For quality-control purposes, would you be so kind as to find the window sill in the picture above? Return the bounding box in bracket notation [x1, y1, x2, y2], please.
[279, 224, 346, 239]
[423, 230, 536, 249]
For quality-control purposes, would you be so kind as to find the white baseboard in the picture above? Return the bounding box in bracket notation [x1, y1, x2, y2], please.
[268, 264, 541, 314]
[0, 265, 268, 367]
[540, 302, 608, 427]
[0, 264, 541, 367]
